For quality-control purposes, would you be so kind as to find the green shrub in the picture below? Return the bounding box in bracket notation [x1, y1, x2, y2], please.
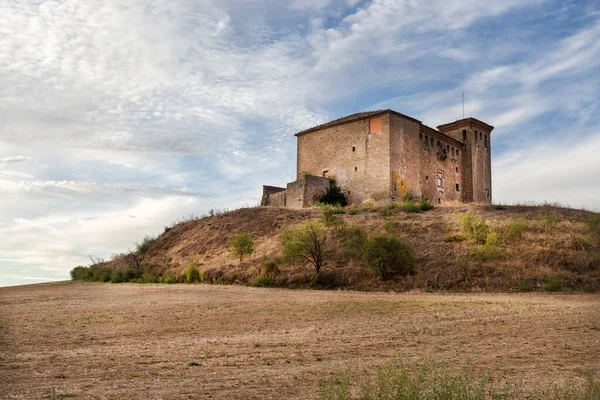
[162, 275, 175, 284]
[70, 266, 86, 281]
[320, 204, 346, 228]
[459, 211, 490, 244]
[260, 258, 279, 275]
[348, 208, 360, 215]
[142, 272, 158, 283]
[184, 264, 200, 283]
[400, 199, 420, 213]
[541, 214, 558, 232]
[545, 276, 562, 292]
[379, 206, 395, 217]
[588, 215, 600, 236]
[571, 235, 593, 251]
[343, 227, 367, 260]
[418, 199, 434, 212]
[231, 233, 255, 263]
[507, 218, 528, 241]
[362, 235, 416, 280]
[249, 274, 275, 287]
[519, 278, 532, 292]
[319, 183, 348, 206]
[110, 270, 125, 283]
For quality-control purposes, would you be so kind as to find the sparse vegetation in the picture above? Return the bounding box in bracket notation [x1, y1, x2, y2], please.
[588, 215, 600, 236]
[519, 278, 532, 292]
[546, 276, 562, 292]
[506, 218, 528, 241]
[231, 233, 255, 263]
[184, 264, 201, 283]
[282, 221, 328, 273]
[362, 235, 416, 280]
[459, 210, 490, 245]
[320, 357, 600, 400]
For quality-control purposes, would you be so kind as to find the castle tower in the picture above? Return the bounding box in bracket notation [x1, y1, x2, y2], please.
[437, 118, 494, 203]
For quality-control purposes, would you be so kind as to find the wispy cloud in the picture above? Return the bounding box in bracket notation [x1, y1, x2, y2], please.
[1, 0, 599, 286]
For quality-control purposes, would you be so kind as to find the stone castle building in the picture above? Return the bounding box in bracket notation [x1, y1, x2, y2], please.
[261, 109, 493, 208]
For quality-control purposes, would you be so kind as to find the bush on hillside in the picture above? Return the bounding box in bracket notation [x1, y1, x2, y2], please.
[231, 233, 255, 263]
[362, 235, 416, 280]
[184, 264, 201, 283]
[459, 211, 490, 244]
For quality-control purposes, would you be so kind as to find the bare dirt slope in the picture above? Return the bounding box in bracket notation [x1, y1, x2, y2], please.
[1, 282, 599, 399]
[101, 204, 599, 291]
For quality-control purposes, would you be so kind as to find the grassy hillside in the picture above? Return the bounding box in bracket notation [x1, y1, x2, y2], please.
[84, 203, 600, 292]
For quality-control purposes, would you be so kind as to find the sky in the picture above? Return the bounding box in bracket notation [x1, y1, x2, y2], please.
[1, 0, 600, 286]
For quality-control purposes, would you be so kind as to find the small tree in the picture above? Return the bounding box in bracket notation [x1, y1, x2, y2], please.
[231, 233, 255, 263]
[362, 235, 416, 280]
[282, 221, 328, 273]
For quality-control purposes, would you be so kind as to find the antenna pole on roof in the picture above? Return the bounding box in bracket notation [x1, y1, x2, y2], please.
[462, 91, 465, 119]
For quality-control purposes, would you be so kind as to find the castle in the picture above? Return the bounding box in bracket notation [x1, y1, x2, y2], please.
[261, 109, 493, 208]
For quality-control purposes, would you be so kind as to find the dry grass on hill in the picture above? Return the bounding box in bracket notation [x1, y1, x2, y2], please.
[98, 203, 600, 292]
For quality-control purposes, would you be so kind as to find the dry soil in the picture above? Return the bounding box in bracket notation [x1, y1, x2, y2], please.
[1, 282, 599, 399]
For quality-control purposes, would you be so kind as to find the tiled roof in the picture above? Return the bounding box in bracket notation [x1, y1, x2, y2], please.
[295, 109, 421, 137]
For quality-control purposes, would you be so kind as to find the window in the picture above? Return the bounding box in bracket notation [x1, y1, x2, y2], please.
[430, 138, 434, 146]
[456, 149, 460, 155]
[486, 189, 490, 198]
[354, 166, 357, 172]
[462, 130, 467, 141]
[425, 176, 429, 181]
[425, 135, 428, 146]
[352, 146, 356, 152]
[456, 167, 459, 173]
[447, 144, 450, 151]
[480, 132, 483, 140]
[419, 133, 423, 140]
[474, 130, 478, 139]
[484, 135, 488, 148]
[322, 170, 329, 178]
[456, 183, 460, 192]
[369, 117, 382, 134]
[452, 147, 454, 156]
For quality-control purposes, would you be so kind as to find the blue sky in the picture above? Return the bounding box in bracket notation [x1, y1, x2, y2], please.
[1, 0, 600, 286]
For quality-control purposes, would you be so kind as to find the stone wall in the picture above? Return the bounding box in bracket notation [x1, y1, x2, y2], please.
[261, 185, 286, 207]
[296, 117, 391, 204]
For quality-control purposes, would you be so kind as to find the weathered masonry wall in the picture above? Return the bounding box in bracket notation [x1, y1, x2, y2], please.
[389, 114, 421, 200]
[261, 185, 286, 207]
[296, 117, 391, 204]
[417, 126, 463, 204]
[437, 120, 493, 203]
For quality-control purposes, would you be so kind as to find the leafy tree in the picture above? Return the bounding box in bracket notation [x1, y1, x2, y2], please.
[362, 235, 416, 280]
[231, 233, 255, 263]
[282, 221, 328, 273]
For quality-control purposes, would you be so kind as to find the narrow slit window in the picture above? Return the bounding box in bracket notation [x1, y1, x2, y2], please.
[456, 183, 460, 192]
[352, 146, 356, 152]
[430, 138, 434, 147]
[419, 133, 423, 140]
[354, 167, 357, 172]
[484, 135, 488, 148]
[462, 130, 467, 141]
[474, 130, 478, 139]
[456, 167, 459, 173]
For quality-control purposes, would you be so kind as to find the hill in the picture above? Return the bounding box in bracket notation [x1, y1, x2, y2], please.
[90, 203, 600, 292]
